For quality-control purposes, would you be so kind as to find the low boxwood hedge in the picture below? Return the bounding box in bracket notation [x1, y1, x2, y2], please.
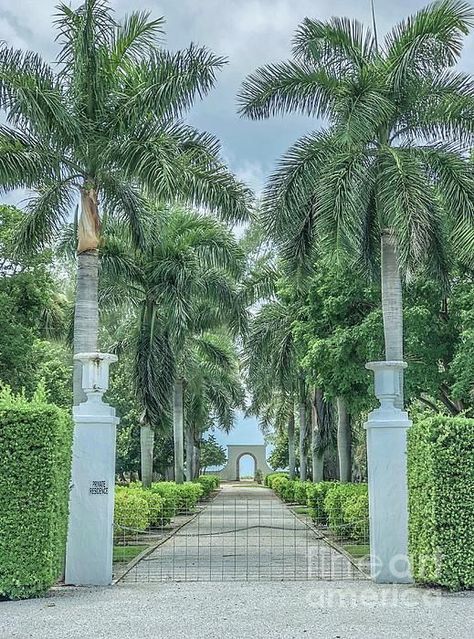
[265, 472, 288, 488]
[195, 475, 220, 497]
[324, 483, 368, 541]
[408, 415, 474, 590]
[306, 482, 335, 524]
[0, 387, 72, 599]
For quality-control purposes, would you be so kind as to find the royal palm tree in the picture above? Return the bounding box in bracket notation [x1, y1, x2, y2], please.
[0, 0, 250, 403]
[183, 332, 245, 480]
[243, 299, 308, 480]
[239, 0, 474, 403]
[99, 206, 246, 485]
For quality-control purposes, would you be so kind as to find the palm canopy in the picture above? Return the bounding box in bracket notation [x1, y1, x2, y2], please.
[0, 0, 251, 254]
[184, 332, 245, 438]
[98, 205, 247, 428]
[238, 0, 474, 270]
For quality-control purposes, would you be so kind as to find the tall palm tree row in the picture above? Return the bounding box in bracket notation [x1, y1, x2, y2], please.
[238, 0, 474, 405]
[99, 206, 247, 484]
[243, 297, 310, 480]
[0, 0, 250, 403]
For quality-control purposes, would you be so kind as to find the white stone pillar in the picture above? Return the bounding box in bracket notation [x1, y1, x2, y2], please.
[365, 361, 412, 584]
[65, 352, 119, 586]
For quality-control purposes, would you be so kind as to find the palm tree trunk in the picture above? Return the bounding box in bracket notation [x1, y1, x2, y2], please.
[173, 378, 184, 484]
[193, 444, 200, 479]
[73, 251, 99, 404]
[311, 388, 324, 483]
[73, 187, 101, 405]
[336, 397, 351, 482]
[185, 425, 194, 482]
[140, 423, 154, 488]
[299, 401, 307, 481]
[381, 229, 404, 407]
[288, 408, 296, 480]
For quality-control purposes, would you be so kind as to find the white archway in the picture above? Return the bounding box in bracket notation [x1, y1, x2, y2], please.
[212, 444, 273, 481]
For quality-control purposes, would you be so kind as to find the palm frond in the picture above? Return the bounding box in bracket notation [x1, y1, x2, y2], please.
[110, 11, 164, 67]
[238, 60, 340, 120]
[377, 145, 449, 278]
[17, 178, 76, 252]
[0, 46, 75, 139]
[0, 126, 62, 191]
[292, 16, 375, 70]
[111, 44, 225, 126]
[385, 0, 474, 90]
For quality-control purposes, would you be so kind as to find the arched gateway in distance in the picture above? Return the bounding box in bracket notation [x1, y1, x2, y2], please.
[213, 444, 273, 481]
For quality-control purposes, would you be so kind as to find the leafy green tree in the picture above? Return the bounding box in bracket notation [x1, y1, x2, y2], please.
[243, 296, 309, 480]
[0, 0, 250, 404]
[239, 0, 474, 406]
[100, 206, 246, 485]
[200, 434, 227, 472]
[183, 332, 244, 479]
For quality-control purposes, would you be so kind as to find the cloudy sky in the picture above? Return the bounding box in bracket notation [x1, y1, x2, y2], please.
[2, 0, 474, 194]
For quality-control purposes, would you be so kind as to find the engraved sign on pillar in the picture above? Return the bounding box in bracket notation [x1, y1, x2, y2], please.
[89, 480, 109, 495]
[65, 352, 119, 586]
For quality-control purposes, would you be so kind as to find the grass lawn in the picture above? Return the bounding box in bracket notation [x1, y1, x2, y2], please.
[113, 545, 146, 563]
[292, 506, 310, 515]
[342, 544, 370, 559]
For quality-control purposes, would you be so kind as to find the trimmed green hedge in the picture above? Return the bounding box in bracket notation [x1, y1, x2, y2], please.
[0, 388, 72, 599]
[115, 487, 150, 532]
[268, 475, 368, 543]
[265, 472, 288, 488]
[408, 415, 474, 590]
[324, 483, 368, 540]
[195, 475, 220, 497]
[306, 482, 335, 523]
[115, 480, 211, 534]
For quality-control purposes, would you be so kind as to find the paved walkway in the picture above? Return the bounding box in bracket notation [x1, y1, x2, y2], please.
[121, 483, 365, 582]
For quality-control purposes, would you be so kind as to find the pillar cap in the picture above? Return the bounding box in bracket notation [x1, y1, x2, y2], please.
[74, 352, 118, 364]
[366, 360, 407, 371]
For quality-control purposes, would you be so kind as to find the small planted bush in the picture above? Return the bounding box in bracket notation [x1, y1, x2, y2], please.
[149, 482, 179, 523]
[270, 475, 289, 498]
[306, 482, 335, 524]
[324, 483, 368, 540]
[114, 487, 150, 533]
[176, 482, 203, 512]
[0, 387, 73, 599]
[293, 481, 311, 505]
[142, 491, 164, 527]
[265, 472, 288, 488]
[408, 415, 474, 590]
[195, 475, 220, 497]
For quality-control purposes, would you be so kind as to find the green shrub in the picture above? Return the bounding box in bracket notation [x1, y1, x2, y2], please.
[141, 491, 164, 527]
[149, 482, 178, 523]
[0, 387, 72, 599]
[342, 492, 369, 543]
[408, 415, 474, 590]
[176, 482, 203, 511]
[265, 472, 288, 488]
[306, 482, 335, 524]
[270, 475, 289, 497]
[281, 479, 296, 502]
[324, 483, 368, 540]
[195, 475, 219, 497]
[114, 487, 149, 532]
[293, 481, 311, 505]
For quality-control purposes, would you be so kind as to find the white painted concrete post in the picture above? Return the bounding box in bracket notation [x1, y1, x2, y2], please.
[65, 352, 119, 586]
[365, 361, 412, 584]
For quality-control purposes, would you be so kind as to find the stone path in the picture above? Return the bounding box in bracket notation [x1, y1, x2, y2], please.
[121, 483, 365, 582]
